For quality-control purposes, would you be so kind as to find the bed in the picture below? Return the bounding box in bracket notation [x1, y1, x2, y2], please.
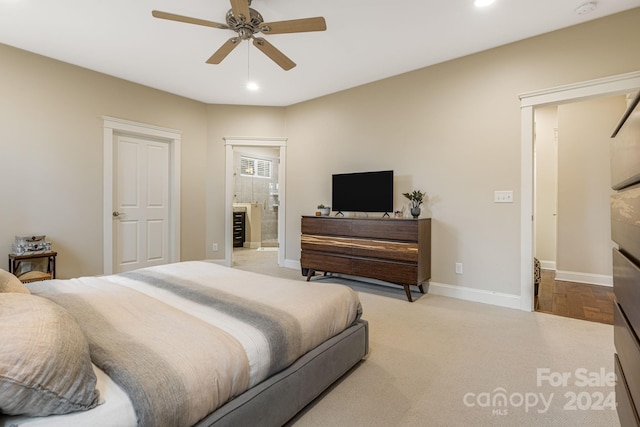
[0, 261, 368, 426]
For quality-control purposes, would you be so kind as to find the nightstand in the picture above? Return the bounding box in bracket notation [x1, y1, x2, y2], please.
[8, 252, 57, 283]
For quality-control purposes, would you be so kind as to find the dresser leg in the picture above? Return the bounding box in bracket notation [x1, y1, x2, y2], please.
[403, 285, 413, 302]
[306, 269, 315, 282]
[418, 284, 425, 294]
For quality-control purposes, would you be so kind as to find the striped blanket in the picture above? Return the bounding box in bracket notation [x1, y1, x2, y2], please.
[28, 261, 362, 427]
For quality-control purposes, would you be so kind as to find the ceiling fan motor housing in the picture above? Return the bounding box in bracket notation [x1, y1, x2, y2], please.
[226, 8, 263, 39]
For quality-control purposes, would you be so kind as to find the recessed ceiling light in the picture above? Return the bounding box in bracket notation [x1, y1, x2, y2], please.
[575, 2, 597, 15]
[474, 0, 495, 7]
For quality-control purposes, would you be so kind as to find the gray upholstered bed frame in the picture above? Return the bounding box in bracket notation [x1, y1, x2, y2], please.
[195, 319, 369, 427]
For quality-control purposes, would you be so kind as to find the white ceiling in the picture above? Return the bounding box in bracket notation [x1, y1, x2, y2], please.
[1, 0, 638, 107]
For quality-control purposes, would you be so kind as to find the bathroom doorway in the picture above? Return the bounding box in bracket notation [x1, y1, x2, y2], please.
[232, 146, 280, 249]
[224, 137, 287, 269]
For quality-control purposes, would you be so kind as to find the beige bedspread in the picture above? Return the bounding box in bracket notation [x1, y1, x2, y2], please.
[27, 261, 362, 427]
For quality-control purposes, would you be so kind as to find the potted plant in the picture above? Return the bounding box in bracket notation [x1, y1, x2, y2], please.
[402, 190, 426, 218]
[317, 204, 331, 216]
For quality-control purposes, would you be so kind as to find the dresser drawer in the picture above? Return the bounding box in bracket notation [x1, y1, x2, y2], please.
[614, 249, 640, 336]
[615, 302, 640, 418]
[352, 258, 418, 286]
[351, 219, 418, 241]
[302, 217, 351, 236]
[611, 95, 640, 190]
[616, 353, 640, 427]
[611, 187, 640, 261]
[301, 252, 352, 275]
[301, 235, 352, 256]
[350, 238, 418, 263]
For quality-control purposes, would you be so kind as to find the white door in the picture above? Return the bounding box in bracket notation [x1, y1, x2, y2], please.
[113, 135, 170, 272]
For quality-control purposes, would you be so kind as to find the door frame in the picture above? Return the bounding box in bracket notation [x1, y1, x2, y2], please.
[519, 71, 640, 311]
[102, 116, 181, 275]
[223, 137, 287, 267]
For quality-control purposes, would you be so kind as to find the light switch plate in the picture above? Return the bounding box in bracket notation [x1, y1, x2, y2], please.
[494, 190, 514, 203]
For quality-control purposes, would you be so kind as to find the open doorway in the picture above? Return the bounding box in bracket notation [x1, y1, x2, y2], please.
[223, 137, 287, 270]
[519, 71, 640, 312]
[231, 146, 280, 270]
[532, 97, 623, 324]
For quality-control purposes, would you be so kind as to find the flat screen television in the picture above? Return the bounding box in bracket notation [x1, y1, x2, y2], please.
[332, 170, 394, 213]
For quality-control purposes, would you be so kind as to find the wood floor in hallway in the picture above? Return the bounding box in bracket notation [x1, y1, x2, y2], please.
[535, 269, 615, 325]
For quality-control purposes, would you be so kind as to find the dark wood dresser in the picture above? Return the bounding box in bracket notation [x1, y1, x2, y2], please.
[300, 216, 431, 302]
[611, 91, 640, 427]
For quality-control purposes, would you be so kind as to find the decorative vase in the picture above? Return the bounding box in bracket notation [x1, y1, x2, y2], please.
[410, 207, 421, 218]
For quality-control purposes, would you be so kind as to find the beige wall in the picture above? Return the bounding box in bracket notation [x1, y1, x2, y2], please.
[556, 96, 624, 279]
[0, 44, 208, 278]
[204, 105, 286, 260]
[284, 8, 640, 295]
[1, 8, 639, 299]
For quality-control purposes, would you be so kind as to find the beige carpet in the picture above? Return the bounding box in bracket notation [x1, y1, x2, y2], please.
[233, 249, 619, 426]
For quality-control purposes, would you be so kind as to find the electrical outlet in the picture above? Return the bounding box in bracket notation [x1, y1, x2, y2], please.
[455, 263, 463, 274]
[494, 190, 514, 203]
[212, 243, 218, 251]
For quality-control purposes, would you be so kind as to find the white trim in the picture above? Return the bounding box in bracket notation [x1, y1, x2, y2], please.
[428, 282, 521, 310]
[519, 71, 640, 311]
[539, 260, 556, 270]
[520, 71, 640, 107]
[224, 136, 288, 146]
[284, 258, 301, 270]
[520, 105, 535, 312]
[102, 116, 181, 275]
[555, 270, 613, 287]
[224, 137, 287, 268]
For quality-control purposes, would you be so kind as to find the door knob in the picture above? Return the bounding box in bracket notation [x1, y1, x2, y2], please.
[112, 211, 121, 217]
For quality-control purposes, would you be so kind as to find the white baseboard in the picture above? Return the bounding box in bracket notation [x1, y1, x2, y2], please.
[427, 282, 521, 310]
[538, 260, 556, 270]
[284, 258, 301, 270]
[284, 258, 521, 309]
[555, 270, 613, 287]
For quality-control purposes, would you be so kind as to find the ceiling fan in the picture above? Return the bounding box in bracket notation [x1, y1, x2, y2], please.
[152, 0, 327, 71]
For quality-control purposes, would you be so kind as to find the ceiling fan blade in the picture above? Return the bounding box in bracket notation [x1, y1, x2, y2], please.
[206, 37, 242, 64]
[152, 10, 229, 30]
[230, 0, 251, 22]
[260, 17, 327, 34]
[252, 37, 296, 71]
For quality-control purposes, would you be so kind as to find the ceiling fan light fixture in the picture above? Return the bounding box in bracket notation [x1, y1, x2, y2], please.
[474, 0, 495, 7]
[247, 81, 259, 91]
